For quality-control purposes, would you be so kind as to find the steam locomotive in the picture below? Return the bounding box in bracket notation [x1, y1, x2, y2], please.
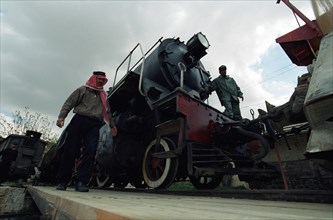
[0, 130, 47, 183]
[94, 33, 278, 189]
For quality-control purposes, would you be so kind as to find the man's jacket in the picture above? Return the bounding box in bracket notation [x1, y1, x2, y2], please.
[210, 75, 243, 103]
[58, 86, 115, 127]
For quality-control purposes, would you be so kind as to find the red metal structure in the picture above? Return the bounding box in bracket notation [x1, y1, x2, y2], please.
[276, 0, 323, 66]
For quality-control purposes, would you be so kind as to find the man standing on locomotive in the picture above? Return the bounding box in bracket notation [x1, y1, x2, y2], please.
[207, 65, 244, 120]
[55, 71, 117, 192]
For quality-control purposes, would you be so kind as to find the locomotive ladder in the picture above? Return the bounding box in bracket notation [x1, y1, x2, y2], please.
[187, 142, 233, 177]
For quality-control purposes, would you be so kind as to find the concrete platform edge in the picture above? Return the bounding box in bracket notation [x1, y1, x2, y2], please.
[27, 186, 130, 220]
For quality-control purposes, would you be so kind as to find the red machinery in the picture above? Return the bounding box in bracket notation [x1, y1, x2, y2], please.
[276, 0, 323, 66]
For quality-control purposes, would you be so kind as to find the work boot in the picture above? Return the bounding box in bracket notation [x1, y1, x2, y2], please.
[75, 181, 89, 192]
[56, 183, 67, 191]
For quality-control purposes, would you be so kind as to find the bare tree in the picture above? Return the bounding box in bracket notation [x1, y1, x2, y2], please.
[0, 107, 59, 143]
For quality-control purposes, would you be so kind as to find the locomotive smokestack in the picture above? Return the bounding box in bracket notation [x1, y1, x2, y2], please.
[185, 32, 210, 62]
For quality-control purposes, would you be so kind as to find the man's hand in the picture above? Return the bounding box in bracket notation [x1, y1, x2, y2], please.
[200, 88, 211, 100]
[56, 118, 65, 128]
[111, 126, 118, 137]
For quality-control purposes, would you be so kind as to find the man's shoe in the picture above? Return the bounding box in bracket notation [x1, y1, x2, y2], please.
[75, 181, 89, 192]
[56, 183, 67, 191]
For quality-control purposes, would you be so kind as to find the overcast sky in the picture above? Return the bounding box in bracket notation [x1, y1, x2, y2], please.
[0, 0, 315, 136]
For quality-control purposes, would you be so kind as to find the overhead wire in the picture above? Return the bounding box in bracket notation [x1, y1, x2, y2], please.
[241, 63, 297, 91]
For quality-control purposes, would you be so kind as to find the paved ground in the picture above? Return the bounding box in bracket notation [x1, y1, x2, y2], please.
[27, 186, 333, 220]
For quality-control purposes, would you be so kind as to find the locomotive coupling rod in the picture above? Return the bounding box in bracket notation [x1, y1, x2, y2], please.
[152, 148, 182, 159]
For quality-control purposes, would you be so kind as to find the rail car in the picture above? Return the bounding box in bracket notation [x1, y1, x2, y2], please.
[0, 130, 47, 183]
[255, 0, 333, 190]
[94, 32, 278, 189]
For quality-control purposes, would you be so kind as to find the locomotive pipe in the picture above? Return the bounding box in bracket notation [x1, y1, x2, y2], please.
[178, 62, 186, 88]
[244, 109, 277, 142]
[215, 118, 271, 159]
[233, 126, 270, 160]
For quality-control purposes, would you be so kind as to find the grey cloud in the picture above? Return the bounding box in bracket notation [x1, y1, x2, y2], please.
[1, 1, 313, 125]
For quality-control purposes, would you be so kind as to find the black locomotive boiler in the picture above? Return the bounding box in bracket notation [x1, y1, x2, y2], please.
[95, 33, 277, 189]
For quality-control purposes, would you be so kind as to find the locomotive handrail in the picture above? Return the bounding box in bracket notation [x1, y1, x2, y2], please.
[130, 37, 163, 73]
[138, 43, 146, 96]
[113, 37, 164, 90]
[113, 43, 141, 87]
[137, 37, 163, 96]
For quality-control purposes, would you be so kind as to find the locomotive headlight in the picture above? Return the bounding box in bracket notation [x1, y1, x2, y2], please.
[186, 32, 210, 61]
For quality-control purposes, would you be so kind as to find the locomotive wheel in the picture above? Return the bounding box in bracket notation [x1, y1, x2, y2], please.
[142, 138, 179, 189]
[96, 175, 111, 188]
[189, 175, 224, 190]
